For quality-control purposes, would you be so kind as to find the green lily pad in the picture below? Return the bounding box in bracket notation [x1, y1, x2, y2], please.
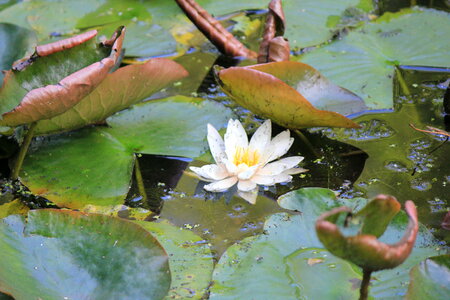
[0, 209, 171, 299]
[34, 58, 188, 135]
[0, 23, 36, 85]
[21, 96, 234, 208]
[137, 220, 214, 299]
[300, 8, 450, 109]
[406, 254, 450, 300]
[284, 0, 373, 49]
[210, 188, 443, 299]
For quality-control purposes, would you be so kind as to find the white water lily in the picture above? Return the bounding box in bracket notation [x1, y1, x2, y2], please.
[190, 119, 307, 204]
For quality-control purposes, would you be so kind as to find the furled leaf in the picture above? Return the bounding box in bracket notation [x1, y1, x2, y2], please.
[216, 64, 360, 128]
[210, 188, 442, 299]
[34, 58, 188, 135]
[21, 97, 234, 208]
[316, 198, 419, 271]
[0, 209, 171, 299]
[0, 23, 36, 85]
[300, 8, 450, 109]
[137, 220, 214, 300]
[406, 254, 450, 300]
[0, 27, 125, 127]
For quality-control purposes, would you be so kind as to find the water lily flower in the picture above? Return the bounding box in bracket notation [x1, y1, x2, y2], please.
[191, 119, 307, 204]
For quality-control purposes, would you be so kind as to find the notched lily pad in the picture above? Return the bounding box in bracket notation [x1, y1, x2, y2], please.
[316, 195, 419, 271]
[0, 209, 171, 300]
[0, 26, 125, 127]
[216, 62, 361, 129]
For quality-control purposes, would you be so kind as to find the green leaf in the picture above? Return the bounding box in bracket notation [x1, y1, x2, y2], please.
[216, 65, 360, 129]
[21, 128, 135, 209]
[21, 97, 234, 208]
[300, 8, 450, 109]
[137, 220, 214, 300]
[284, 0, 374, 49]
[0, 23, 36, 85]
[34, 58, 188, 135]
[406, 255, 450, 300]
[210, 188, 442, 299]
[0, 28, 124, 126]
[0, 209, 171, 299]
[105, 96, 233, 157]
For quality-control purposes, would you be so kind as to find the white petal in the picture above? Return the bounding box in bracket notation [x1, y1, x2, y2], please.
[283, 167, 308, 175]
[225, 119, 248, 161]
[251, 173, 293, 186]
[223, 158, 238, 175]
[194, 164, 229, 180]
[263, 130, 294, 163]
[237, 164, 259, 180]
[207, 124, 226, 164]
[258, 156, 304, 176]
[237, 189, 258, 204]
[237, 179, 257, 192]
[249, 119, 271, 156]
[204, 176, 238, 192]
[190, 166, 215, 181]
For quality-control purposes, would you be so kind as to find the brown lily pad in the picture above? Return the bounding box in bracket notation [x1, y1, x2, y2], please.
[0, 27, 125, 127]
[316, 196, 419, 271]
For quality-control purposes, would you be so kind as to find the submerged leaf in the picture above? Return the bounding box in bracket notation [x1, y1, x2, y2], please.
[216, 63, 362, 128]
[0, 27, 125, 127]
[0, 209, 171, 299]
[316, 196, 419, 271]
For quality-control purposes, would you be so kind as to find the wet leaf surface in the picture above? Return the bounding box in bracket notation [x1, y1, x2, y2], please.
[300, 8, 450, 109]
[406, 254, 450, 300]
[137, 220, 214, 300]
[21, 97, 234, 208]
[210, 188, 443, 299]
[0, 209, 171, 299]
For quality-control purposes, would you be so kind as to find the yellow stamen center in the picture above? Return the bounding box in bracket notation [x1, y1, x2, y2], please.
[233, 147, 260, 166]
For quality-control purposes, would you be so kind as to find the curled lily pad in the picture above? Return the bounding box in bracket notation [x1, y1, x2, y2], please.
[216, 62, 362, 128]
[34, 58, 188, 135]
[0, 27, 124, 127]
[315, 195, 419, 271]
[0, 209, 171, 299]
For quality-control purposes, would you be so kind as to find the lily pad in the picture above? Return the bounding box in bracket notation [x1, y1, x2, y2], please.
[0, 23, 36, 85]
[21, 96, 234, 208]
[34, 58, 188, 135]
[0, 209, 171, 299]
[0, 27, 124, 127]
[216, 64, 360, 128]
[137, 220, 214, 300]
[210, 188, 443, 299]
[284, 0, 373, 49]
[406, 254, 450, 300]
[300, 8, 450, 109]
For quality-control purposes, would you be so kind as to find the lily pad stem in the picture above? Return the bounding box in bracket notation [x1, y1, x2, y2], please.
[11, 122, 37, 180]
[359, 269, 372, 300]
[134, 156, 148, 202]
[293, 129, 321, 158]
[395, 67, 411, 96]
